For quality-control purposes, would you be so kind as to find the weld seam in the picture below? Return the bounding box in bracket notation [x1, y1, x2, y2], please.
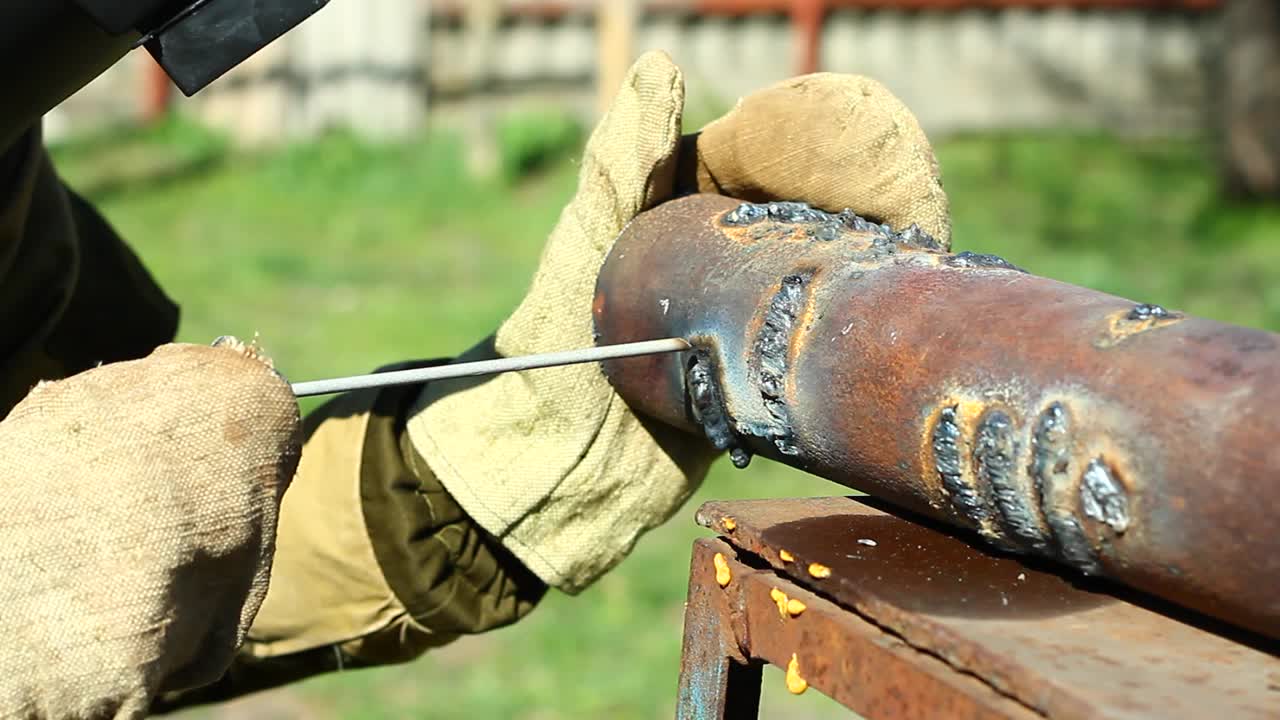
[753, 273, 811, 457]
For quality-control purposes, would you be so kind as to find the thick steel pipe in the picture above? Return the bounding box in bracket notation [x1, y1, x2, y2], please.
[593, 193, 1280, 639]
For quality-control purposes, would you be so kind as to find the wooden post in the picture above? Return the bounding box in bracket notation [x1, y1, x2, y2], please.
[1220, 0, 1280, 199]
[141, 57, 173, 123]
[464, 0, 502, 88]
[293, 0, 428, 139]
[196, 38, 294, 146]
[462, 0, 502, 178]
[597, 0, 640, 115]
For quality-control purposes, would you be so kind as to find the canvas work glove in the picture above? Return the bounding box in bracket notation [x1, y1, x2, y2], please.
[0, 340, 300, 719]
[683, 68, 950, 244]
[405, 51, 950, 592]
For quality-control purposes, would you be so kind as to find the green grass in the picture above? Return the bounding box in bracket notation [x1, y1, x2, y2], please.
[940, 132, 1280, 329]
[49, 123, 1280, 719]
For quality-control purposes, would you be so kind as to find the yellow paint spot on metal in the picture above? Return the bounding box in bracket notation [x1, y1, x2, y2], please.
[785, 653, 808, 695]
[808, 562, 831, 579]
[769, 587, 808, 618]
[713, 552, 732, 587]
[770, 587, 789, 618]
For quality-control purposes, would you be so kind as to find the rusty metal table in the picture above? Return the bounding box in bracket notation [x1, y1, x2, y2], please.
[675, 496, 1280, 719]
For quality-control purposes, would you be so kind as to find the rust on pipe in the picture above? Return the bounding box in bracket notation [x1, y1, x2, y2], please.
[427, 1, 1224, 23]
[592, 193, 1280, 639]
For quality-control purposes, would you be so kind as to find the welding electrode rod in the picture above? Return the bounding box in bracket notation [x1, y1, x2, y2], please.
[290, 338, 691, 398]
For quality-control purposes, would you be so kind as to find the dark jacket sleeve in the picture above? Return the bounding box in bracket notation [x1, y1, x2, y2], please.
[0, 125, 178, 416]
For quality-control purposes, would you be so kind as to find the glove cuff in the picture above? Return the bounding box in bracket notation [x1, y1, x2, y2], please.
[241, 364, 544, 659]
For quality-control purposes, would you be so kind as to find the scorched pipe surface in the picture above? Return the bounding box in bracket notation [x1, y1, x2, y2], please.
[592, 193, 1280, 640]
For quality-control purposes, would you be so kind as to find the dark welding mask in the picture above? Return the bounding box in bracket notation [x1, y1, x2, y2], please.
[0, 0, 330, 147]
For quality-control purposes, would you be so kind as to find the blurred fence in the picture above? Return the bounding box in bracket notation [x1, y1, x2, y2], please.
[51, 0, 1221, 145]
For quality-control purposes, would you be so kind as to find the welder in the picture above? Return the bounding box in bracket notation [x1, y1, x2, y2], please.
[0, 2, 949, 715]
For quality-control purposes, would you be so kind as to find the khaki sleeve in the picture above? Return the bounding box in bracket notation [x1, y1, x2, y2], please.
[0, 125, 178, 414]
[154, 364, 547, 711]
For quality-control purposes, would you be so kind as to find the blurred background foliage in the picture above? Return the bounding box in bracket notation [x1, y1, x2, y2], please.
[44, 101, 1280, 717]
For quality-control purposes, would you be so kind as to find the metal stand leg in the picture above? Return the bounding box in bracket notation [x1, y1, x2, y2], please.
[676, 540, 762, 720]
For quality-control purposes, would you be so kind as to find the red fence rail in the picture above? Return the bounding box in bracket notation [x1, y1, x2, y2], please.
[431, 0, 1221, 75]
[432, 0, 1221, 18]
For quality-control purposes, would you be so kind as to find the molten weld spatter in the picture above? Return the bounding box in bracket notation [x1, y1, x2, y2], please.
[1080, 458, 1130, 533]
[1128, 303, 1177, 321]
[1096, 302, 1186, 348]
[944, 251, 1026, 273]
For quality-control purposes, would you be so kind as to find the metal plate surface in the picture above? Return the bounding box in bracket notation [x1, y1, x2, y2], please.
[697, 496, 1280, 719]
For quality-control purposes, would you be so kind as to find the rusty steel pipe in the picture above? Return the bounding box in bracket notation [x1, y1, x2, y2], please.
[593, 193, 1280, 639]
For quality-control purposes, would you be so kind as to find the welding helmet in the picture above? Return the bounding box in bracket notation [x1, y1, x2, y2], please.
[0, 0, 330, 147]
